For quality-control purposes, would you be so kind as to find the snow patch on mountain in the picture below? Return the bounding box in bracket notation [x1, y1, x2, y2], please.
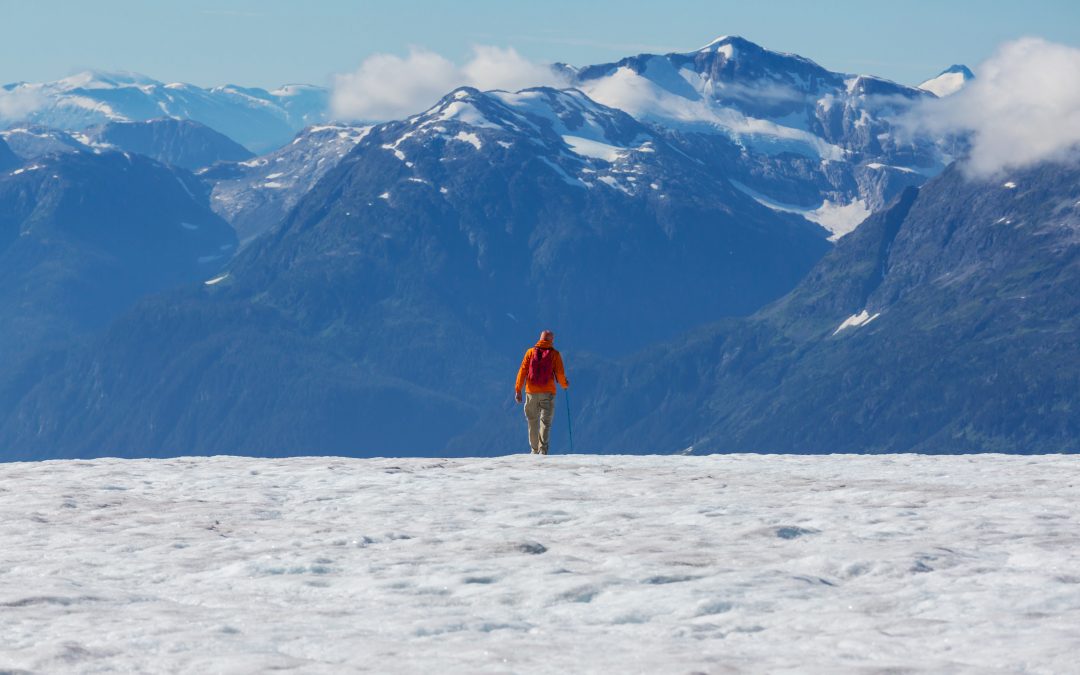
[452, 130, 482, 150]
[866, 162, 920, 174]
[731, 180, 870, 239]
[833, 309, 881, 335]
[562, 135, 626, 161]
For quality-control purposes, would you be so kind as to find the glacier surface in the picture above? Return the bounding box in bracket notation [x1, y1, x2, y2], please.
[1, 454, 1077, 673]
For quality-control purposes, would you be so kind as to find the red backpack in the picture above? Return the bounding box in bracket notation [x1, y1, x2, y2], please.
[527, 348, 556, 386]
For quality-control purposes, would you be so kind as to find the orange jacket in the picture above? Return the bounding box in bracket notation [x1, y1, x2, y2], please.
[515, 339, 569, 395]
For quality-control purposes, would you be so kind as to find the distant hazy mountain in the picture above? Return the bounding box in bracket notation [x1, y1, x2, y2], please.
[83, 118, 254, 170]
[919, 65, 976, 97]
[1, 71, 327, 153]
[2, 119, 254, 172]
[199, 124, 371, 245]
[0, 86, 830, 459]
[0, 125, 91, 159]
[0, 151, 236, 362]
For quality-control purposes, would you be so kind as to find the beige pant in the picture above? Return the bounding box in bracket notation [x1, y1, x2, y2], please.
[524, 392, 556, 455]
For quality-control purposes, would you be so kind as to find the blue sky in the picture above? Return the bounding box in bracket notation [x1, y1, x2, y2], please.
[2, 0, 1079, 88]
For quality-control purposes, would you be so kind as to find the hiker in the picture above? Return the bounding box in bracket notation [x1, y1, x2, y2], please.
[515, 330, 570, 455]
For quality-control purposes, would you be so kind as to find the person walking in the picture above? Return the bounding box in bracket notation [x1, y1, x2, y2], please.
[515, 330, 570, 455]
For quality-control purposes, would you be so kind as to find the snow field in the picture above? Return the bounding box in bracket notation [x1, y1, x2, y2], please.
[1, 454, 1078, 673]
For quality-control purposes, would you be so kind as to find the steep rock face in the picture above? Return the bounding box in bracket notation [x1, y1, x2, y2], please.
[552, 162, 1080, 455]
[0, 87, 831, 459]
[0, 151, 236, 360]
[84, 118, 254, 170]
[199, 124, 372, 245]
[0, 137, 18, 171]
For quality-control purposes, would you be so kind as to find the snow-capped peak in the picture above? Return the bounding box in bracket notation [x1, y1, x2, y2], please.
[696, 35, 759, 54]
[54, 70, 164, 91]
[918, 65, 975, 97]
[698, 35, 732, 50]
[398, 86, 643, 154]
[688, 35, 825, 72]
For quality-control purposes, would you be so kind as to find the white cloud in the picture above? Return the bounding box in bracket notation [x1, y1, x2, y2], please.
[0, 87, 44, 121]
[461, 45, 563, 93]
[331, 46, 568, 121]
[902, 38, 1080, 177]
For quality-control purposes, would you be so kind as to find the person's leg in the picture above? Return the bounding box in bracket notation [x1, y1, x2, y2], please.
[538, 393, 555, 455]
[524, 394, 541, 454]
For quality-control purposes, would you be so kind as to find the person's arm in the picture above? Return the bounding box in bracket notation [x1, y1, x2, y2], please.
[515, 349, 531, 402]
[555, 351, 569, 389]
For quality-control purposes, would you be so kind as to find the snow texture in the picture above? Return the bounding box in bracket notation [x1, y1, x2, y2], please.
[1, 455, 1078, 673]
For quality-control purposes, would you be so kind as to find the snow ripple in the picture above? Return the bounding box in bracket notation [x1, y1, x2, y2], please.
[1, 454, 1078, 672]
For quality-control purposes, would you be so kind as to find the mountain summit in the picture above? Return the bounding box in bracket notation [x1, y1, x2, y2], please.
[569, 35, 942, 231]
[918, 65, 975, 97]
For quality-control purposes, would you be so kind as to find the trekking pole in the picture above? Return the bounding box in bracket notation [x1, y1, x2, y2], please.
[564, 389, 575, 454]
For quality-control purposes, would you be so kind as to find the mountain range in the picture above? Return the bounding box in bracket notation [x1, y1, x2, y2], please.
[5, 35, 1071, 460]
[0, 150, 235, 363]
[198, 123, 372, 245]
[0, 119, 254, 169]
[0, 84, 830, 457]
[451, 161, 1080, 455]
[1, 71, 327, 152]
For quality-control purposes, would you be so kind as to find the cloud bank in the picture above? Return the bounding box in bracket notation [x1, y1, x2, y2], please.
[905, 38, 1080, 177]
[331, 46, 568, 121]
[0, 87, 44, 121]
